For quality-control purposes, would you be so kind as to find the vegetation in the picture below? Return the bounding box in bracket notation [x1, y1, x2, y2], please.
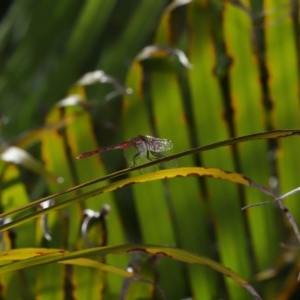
[0, 0, 300, 299]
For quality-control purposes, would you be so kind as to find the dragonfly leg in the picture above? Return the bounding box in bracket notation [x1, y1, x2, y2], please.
[149, 151, 163, 160]
[132, 151, 143, 166]
[146, 151, 157, 161]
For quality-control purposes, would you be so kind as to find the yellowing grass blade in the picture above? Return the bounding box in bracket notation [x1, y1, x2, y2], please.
[0, 245, 262, 300]
[0, 248, 131, 278]
[0, 167, 272, 232]
[0, 128, 298, 220]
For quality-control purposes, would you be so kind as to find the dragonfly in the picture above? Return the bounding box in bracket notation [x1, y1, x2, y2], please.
[76, 135, 177, 173]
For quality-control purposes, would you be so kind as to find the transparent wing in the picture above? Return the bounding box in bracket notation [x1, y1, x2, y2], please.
[124, 146, 156, 174]
[123, 146, 146, 166]
[158, 152, 178, 169]
[124, 144, 177, 174]
[144, 136, 173, 152]
[148, 151, 178, 169]
[139, 162, 157, 174]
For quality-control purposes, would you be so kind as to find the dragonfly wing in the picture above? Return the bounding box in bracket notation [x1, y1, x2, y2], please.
[137, 157, 157, 174]
[148, 151, 177, 169]
[124, 147, 156, 173]
[144, 136, 173, 152]
[159, 152, 178, 169]
[124, 146, 146, 166]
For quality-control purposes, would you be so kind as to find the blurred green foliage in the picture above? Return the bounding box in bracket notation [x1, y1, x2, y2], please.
[1, 0, 300, 299]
